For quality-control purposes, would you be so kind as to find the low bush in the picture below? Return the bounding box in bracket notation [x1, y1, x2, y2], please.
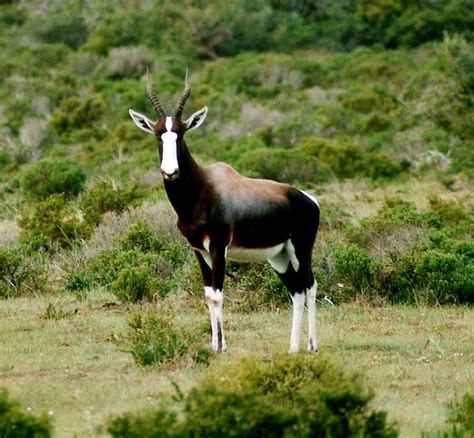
[118, 220, 189, 267]
[19, 194, 89, 250]
[447, 393, 474, 434]
[107, 46, 152, 78]
[27, 6, 89, 49]
[111, 266, 158, 302]
[225, 262, 289, 312]
[124, 313, 209, 367]
[107, 354, 397, 437]
[0, 247, 45, 298]
[414, 251, 473, 304]
[327, 199, 473, 304]
[20, 159, 86, 200]
[80, 181, 145, 226]
[118, 220, 161, 253]
[428, 196, 470, 225]
[333, 243, 384, 299]
[66, 220, 189, 301]
[50, 96, 105, 136]
[424, 392, 474, 437]
[81, 249, 161, 297]
[0, 390, 52, 437]
[236, 147, 331, 184]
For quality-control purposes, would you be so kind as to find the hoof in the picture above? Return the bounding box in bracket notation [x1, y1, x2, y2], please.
[307, 338, 318, 352]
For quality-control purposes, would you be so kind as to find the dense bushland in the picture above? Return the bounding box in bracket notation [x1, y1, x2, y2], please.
[316, 198, 473, 304]
[0, 0, 472, 306]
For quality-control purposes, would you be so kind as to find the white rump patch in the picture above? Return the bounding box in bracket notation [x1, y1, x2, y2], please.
[161, 117, 179, 176]
[286, 239, 300, 272]
[300, 190, 320, 208]
[268, 239, 300, 274]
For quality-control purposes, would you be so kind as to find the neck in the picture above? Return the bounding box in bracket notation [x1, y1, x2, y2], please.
[163, 141, 205, 222]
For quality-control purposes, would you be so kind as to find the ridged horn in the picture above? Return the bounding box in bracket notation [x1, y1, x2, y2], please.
[146, 69, 166, 119]
[172, 68, 191, 119]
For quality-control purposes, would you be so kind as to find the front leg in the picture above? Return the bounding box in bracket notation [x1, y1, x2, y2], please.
[194, 249, 227, 352]
[209, 242, 227, 352]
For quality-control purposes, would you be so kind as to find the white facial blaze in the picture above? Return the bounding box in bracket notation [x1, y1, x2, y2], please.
[160, 117, 179, 176]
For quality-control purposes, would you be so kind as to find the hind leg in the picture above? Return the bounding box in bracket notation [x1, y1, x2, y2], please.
[270, 238, 317, 353]
[306, 280, 317, 351]
[275, 263, 315, 353]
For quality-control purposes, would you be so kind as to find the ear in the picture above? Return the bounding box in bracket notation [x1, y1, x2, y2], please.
[129, 109, 155, 134]
[184, 106, 208, 132]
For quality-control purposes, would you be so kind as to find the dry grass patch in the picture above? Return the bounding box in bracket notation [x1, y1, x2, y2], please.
[0, 292, 472, 437]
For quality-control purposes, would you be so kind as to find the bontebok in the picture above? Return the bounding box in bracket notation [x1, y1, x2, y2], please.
[129, 72, 320, 353]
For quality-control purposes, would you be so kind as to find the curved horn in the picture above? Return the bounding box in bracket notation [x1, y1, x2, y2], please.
[172, 68, 191, 119]
[146, 69, 166, 119]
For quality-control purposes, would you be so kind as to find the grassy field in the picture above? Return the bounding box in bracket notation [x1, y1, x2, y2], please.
[0, 290, 472, 437]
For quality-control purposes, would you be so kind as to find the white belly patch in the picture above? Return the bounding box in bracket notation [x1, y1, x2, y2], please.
[197, 239, 299, 275]
[226, 243, 285, 263]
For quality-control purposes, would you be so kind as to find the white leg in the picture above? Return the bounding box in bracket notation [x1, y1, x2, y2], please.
[205, 287, 226, 352]
[205, 287, 219, 351]
[213, 289, 227, 352]
[289, 292, 305, 353]
[306, 281, 318, 352]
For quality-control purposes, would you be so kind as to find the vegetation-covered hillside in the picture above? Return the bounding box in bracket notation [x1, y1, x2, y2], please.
[0, 0, 472, 304]
[0, 1, 473, 436]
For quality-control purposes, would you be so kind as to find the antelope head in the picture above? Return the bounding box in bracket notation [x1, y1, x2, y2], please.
[129, 71, 208, 181]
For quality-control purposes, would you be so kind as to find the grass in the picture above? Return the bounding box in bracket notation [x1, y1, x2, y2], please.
[0, 290, 472, 437]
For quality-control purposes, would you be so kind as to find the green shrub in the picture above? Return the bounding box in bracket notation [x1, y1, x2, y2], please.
[428, 196, 470, 226]
[348, 199, 438, 248]
[0, 4, 26, 27]
[447, 393, 474, 433]
[236, 147, 331, 184]
[424, 393, 474, 437]
[0, 150, 11, 169]
[80, 181, 144, 225]
[0, 247, 45, 298]
[75, 249, 179, 301]
[0, 390, 52, 437]
[66, 219, 189, 299]
[20, 159, 86, 200]
[340, 86, 395, 113]
[118, 220, 189, 267]
[303, 138, 405, 180]
[108, 408, 177, 438]
[50, 96, 105, 136]
[85, 10, 147, 54]
[333, 243, 384, 298]
[108, 354, 397, 437]
[19, 194, 88, 250]
[414, 251, 473, 304]
[111, 266, 157, 302]
[118, 220, 161, 253]
[225, 262, 289, 312]
[27, 7, 89, 49]
[364, 112, 392, 132]
[83, 249, 160, 289]
[125, 313, 205, 367]
[339, 199, 473, 304]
